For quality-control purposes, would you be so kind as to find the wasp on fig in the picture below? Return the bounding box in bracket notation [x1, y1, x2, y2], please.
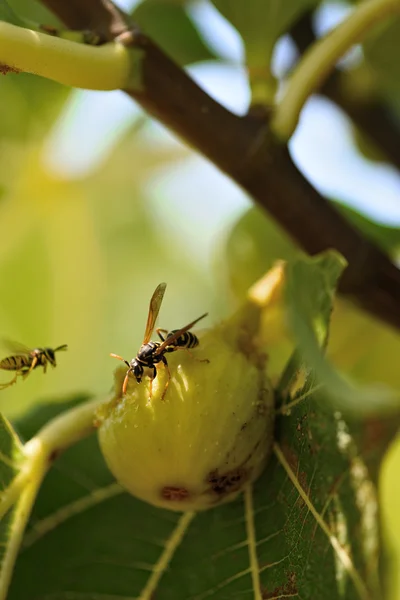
[110, 283, 209, 400]
[0, 342, 68, 390]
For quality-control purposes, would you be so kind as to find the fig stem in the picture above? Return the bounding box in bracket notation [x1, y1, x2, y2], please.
[227, 261, 286, 344]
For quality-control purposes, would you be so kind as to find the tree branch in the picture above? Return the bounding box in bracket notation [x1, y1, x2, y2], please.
[39, 0, 400, 331]
[40, 0, 127, 40]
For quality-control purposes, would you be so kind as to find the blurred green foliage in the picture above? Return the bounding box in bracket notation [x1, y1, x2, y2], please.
[1, 0, 400, 597]
[132, 1, 217, 65]
[363, 16, 400, 112]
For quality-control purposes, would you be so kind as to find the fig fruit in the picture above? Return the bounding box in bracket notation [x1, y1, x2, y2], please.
[96, 267, 283, 511]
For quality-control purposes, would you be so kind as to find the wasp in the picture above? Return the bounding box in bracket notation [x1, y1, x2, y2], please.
[110, 283, 208, 400]
[0, 342, 68, 390]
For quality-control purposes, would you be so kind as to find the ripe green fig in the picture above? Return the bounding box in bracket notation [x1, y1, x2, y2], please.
[96, 267, 284, 511]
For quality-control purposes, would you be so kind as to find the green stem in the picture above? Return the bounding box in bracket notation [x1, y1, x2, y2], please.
[0, 470, 31, 522]
[0, 396, 105, 600]
[0, 21, 136, 90]
[0, 443, 47, 600]
[36, 396, 103, 452]
[271, 0, 400, 140]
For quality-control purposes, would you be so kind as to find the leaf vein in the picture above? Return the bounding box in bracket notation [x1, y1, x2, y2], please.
[187, 567, 252, 600]
[22, 482, 124, 549]
[138, 511, 195, 600]
[273, 442, 373, 600]
[244, 484, 262, 600]
[0, 449, 22, 471]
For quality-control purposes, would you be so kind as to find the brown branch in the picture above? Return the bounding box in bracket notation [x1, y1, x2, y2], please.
[291, 11, 400, 171]
[40, 0, 127, 40]
[40, 0, 400, 331]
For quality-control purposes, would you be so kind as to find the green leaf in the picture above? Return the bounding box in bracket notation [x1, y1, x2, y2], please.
[0, 412, 25, 572]
[210, 0, 320, 103]
[0, 0, 26, 27]
[132, 0, 216, 65]
[6, 0, 59, 26]
[285, 251, 400, 416]
[6, 334, 393, 600]
[335, 202, 400, 254]
[223, 205, 400, 309]
[0, 413, 24, 487]
[223, 206, 297, 300]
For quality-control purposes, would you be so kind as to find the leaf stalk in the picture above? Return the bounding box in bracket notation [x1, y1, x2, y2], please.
[272, 0, 400, 139]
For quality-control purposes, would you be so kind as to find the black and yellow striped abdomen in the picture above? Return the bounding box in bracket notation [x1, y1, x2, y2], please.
[165, 330, 199, 350]
[0, 355, 32, 371]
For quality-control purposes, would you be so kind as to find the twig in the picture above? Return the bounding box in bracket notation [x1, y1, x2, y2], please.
[0, 21, 133, 89]
[291, 11, 400, 172]
[272, 0, 400, 140]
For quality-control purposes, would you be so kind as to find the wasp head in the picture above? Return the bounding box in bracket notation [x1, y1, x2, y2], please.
[44, 344, 68, 367]
[43, 348, 57, 366]
[130, 359, 144, 383]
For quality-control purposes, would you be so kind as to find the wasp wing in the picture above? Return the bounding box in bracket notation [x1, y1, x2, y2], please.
[143, 283, 167, 344]
[155, 313, 208, 354]
[1, 339, 33, 356]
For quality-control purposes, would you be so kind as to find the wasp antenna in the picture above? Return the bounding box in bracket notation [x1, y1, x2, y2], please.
[110, 353, 130, 368]
[55, 344, 68, 352]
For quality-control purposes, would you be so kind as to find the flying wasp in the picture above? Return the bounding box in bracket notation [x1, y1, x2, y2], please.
[110, 283, 208, 400]
[0, 342, 68, 390]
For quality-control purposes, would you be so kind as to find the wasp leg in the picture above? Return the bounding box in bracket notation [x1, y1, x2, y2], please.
[110, 354, 132, 396]
[43, 361, 48, 374]
[26, 355, 38, 376]
[148, 366, 157, 399]
[160, 356, 171, 401]
[183, 348, 210, 364]
[122, 369, 134, 395]
[0, 371, 20, 390]
[156, 328, 168, 342]
[20, 356, 38, 382]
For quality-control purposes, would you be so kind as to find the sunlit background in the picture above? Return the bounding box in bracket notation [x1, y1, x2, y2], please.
[1, 0, 400, 596]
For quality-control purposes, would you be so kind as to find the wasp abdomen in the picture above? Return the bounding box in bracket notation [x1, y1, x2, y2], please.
[0, 356, 29, 371]
[166, 330, 199, 350]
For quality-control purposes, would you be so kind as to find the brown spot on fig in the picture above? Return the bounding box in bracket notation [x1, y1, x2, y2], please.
[207, 467, 249, 496]
[0, 64, 20, 75]
[161, 486, 190, 501]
